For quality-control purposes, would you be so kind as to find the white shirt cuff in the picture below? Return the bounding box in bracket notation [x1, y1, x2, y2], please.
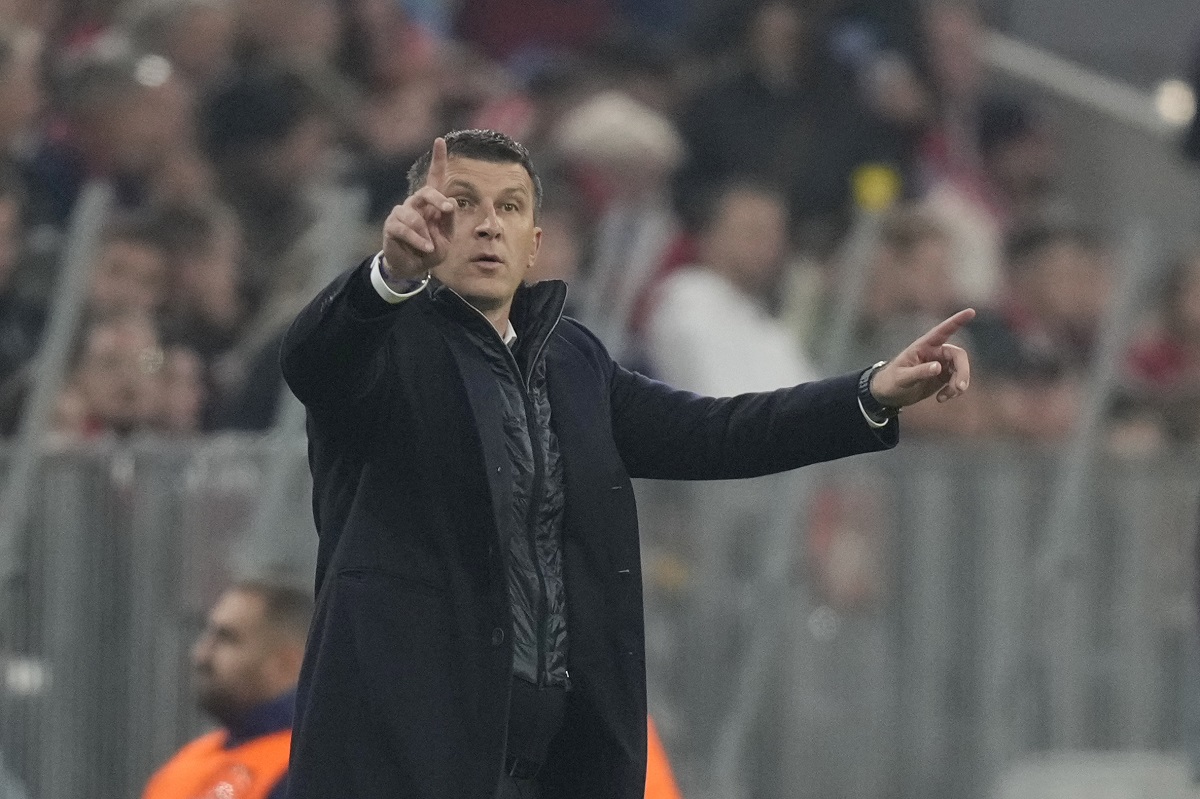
[369, 252, 429, 303]
[857, 396, 891, 428]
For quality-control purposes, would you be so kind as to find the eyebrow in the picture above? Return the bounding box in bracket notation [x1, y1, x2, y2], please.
[444, 179, 531, 200]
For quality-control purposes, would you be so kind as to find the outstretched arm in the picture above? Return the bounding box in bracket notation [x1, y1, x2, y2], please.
[608, 310, 976, 480]
[611, 368, 896, 481]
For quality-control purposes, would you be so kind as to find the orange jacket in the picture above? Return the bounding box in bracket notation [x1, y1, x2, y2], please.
[646, 717, 683, 799]
[141, 729, 291, 799]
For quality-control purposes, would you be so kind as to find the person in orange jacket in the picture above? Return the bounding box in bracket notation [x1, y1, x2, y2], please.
[142, 579, 312, 799]
[646, 716, 683, 799]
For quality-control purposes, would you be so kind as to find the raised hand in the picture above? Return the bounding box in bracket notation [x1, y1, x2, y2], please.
[870, 308, 975, 409]
[381, 137, 456, 280]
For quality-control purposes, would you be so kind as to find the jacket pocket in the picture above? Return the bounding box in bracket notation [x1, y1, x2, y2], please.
[337, 566, 450, 598]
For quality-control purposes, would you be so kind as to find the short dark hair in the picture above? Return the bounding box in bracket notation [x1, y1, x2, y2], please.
[99, 210, 168, 251]
[200, 66, 326, 161]
[150, 201, 236, 260]
[232, 578, 314, 642]
[878, 208, 950, 257]
[1004, 219, 1104, 273]
[406, 129, 543, 215]
[690, 176, 788, 235]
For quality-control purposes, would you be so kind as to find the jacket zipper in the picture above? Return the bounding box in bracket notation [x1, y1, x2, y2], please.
[439, 286, 566, 688]
[516, 302, 564, 688]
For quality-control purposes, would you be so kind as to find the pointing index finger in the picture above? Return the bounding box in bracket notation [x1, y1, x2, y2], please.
[426, 137, 448, 191]
[916, 308, 976, 348]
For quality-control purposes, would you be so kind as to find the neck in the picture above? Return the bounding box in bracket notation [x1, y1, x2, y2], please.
[485, 310, 510, 337]
[710, 261, 762, 300]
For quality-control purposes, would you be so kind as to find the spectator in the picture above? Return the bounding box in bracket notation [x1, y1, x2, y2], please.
[199, 64, 339, 311]
[976, 97, 1064, 227]
[645, 179, 818, 395]
[55, 312, 163, 438]
[915, 2, 1005, 303]
[0, 25, 66, 233]
[554, 90, 685, 361]
[122, 0, 239, 93]
[56, 49, 209, 215]
[199, 64, 372, 430]
[970, 221, 1113, 440]
[86, 211, 169, 318]
[454, 0, 612, 65]
[141, 579, 312, 799]
[675, 0, 916, 247]
[1121, 250, 1200, 445]
[155, 201, 248, 362]
[340, 0, 447, 222]
[235, 0, 342, 71]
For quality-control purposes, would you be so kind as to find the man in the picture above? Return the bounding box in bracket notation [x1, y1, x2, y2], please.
[281, 129, 973, 799]
[142, 580, 313, 799]
[646, 178, 817, 396]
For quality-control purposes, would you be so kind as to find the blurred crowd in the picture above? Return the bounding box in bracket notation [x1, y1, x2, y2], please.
[0, 0, 1196, 450]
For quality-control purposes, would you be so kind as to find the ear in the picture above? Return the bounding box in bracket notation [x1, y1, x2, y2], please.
[264, 642, 304, 690]
[526, 226, 542, 273]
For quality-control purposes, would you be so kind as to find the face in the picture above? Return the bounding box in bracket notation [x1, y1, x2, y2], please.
[432, 156, 541, 321]
[701, 187, 787, 296]
[1024, 241, 1111, 329]
[89, 238, 167, 315]
[77, 318, 162, 430]
[105, 72, 194, 175]
[191, 590, 281, 724]
[750, 2, 806, 76]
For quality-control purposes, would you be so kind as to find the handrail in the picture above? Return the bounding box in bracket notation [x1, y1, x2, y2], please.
[981, 30, 1185, 137]
[0, 183, 113, 613]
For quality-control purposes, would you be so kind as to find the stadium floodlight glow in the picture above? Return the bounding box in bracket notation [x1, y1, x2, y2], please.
[1154, 78, 1196, 127]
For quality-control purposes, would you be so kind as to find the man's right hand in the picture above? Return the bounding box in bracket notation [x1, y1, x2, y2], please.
[381, 137, 455, 281]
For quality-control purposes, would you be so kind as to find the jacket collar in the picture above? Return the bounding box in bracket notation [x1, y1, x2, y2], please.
[223, 688, 295, 749]
[431, 280, 569, 364]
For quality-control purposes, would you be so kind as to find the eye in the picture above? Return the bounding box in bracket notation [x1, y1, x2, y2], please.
[455, 197, 470, 209]
[502, 202, 519, 213]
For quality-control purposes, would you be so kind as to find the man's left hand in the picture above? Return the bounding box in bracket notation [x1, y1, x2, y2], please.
[871, 308, 976, 409]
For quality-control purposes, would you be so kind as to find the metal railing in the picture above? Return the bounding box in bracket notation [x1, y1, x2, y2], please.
[1, 439, 1195, 799]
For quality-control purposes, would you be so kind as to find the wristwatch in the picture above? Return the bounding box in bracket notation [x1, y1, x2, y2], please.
[858, 360, 899, 422]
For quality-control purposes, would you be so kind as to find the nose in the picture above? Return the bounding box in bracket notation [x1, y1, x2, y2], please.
[474, 206, 501, 239]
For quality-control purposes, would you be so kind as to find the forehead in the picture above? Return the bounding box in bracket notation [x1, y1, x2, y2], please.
[443, 156, 533, 195]
[208, 590, 267, 629]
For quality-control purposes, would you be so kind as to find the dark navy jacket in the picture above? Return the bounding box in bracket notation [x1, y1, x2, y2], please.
[279, 260, 897, 799]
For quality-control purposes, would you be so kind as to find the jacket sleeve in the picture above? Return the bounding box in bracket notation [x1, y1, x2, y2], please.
[609, 364, 898, 480]
[279, 258, 408, 416]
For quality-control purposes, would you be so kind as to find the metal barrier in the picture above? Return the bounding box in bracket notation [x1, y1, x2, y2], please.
[0, 438, 1196, 799]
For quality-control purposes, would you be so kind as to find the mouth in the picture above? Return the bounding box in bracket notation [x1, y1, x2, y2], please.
[469, 254, 504, 265]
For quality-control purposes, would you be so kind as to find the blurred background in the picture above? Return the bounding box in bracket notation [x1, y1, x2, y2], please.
[0, 0, 1199, 797]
